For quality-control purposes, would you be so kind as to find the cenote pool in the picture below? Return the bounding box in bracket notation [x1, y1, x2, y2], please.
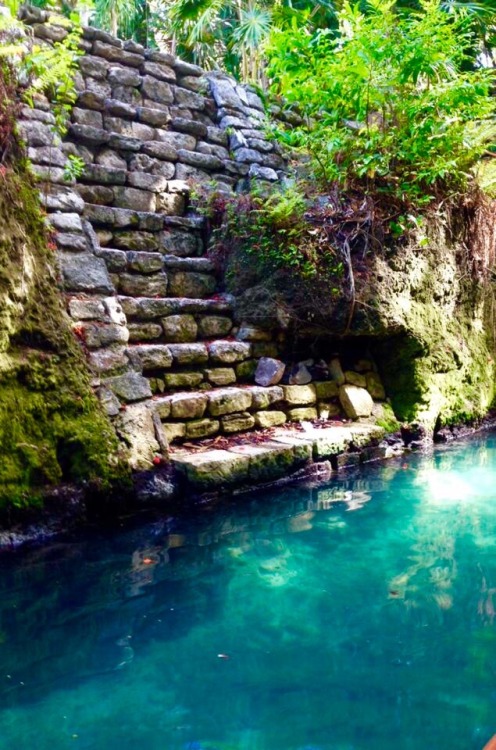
[1, 435, 496, 750]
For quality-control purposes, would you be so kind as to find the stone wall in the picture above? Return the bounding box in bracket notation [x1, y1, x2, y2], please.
[17, 9, 391, 469]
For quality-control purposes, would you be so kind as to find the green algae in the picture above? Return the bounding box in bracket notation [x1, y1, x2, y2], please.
[0, 165, 124, 508]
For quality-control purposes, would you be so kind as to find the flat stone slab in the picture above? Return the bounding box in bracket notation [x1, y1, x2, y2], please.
[171, 423, 387, 492]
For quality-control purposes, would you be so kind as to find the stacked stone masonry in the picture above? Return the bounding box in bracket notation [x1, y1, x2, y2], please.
[18, 9, 390, 470]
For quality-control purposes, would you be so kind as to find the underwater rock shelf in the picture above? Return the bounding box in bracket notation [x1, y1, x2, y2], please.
[170, 422, 397, 493]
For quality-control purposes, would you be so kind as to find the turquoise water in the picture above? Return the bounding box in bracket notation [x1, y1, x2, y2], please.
[1, 436, 496, 749]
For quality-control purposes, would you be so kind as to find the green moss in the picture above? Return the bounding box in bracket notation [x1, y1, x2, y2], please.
[0, 165, 126, 508]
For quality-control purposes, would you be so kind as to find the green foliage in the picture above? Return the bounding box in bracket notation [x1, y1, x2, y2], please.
[267, 0, 496, 205]
[63, 153, 85, 181]
[22, 16, 83, 135]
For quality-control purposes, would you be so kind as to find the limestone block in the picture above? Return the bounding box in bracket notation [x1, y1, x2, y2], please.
[79, 55, 108, 79]
[104, 99, 138, 118]
[83, 322, 129, 349]
[315, 381, 339, 399]
[88, 347, 128, 374]
[221, 412, 255, 433]
[339, 384, 374, 419]
[255, 357, 285, 386]
[110, 87, 142, 107]
[255, 411, 287, 428]
[153, 397, 171, 419]
[287, 407, 318, 422]
[345, 371, 366, 387]
[81, 164, 127, 184]
[249, 164, 278, 181]
[160, 229, 201, 257]
[28, 146, 66, 167]
[230, 442, 295, 483]
[329, 357, 345, 385]
[142, 60, 176, 82]
[130, 154, 175, 179]
[114, 402, 160, 470]
[163, 423, 186, 443]
[162, 314, 198, 343]
[119, 273, 168, 297]
[127, 252, 163, 274]
[85, 77, 112, 99]
[142, 75, 174, 103]
[208, 387, 252, 416]
[113, 186, 156, 212]
[131, 344, 173, 370]
[177, 76, 206, 93]
[168, 342, 208, 365]
[250, 385, 284, 409]
[77, 185, 115, 205]
[209, 340, 251, 364]
[156, 193, 186, 216]
[366, 371, 386, 400]
[156, 130, 196, 150]
[137, 107, 170, 127]
[198, 315, 232, 338]
[77, 90, 106, 110]
[204, 367, 236, 386]
[176, 149, 223, 171]
[108, 66, 141, 86]
[186, 418, 220, 439]
[106, 371, 152, 402]
[69, 297, 106, 320]
[41, 186, 85, 214]
[169, 392, 208, 419]
[95, 149, 127, 170]
[92, 41, 143, 67]
[142, 141, 178, 161]
[163, 372, 203, 388]
[55, 233, 88, 252]
[59, 252, 114, 294]
[168, 272, 216, 298]
[18, 120, 58, 147]
[236, 359, 258, 381]
[318, 402, 342, 419]
[173, 117, 207, 137]
[172, 448, 249, 488]
[350, 424, 385, 447]
[69, 124, 110, 146]
[128, 323, 162, 342]
[283, 384, 317, 405]
[114, 231, 159, 252]
[96, 386, 121, 417]
[98, 248, 127, 272]
[174, 87, 205, 110]
[311, 427, 352, 458]
[127, 172, 169, 193]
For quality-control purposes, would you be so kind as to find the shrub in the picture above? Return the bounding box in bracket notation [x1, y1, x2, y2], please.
[266, 0, 496, 206]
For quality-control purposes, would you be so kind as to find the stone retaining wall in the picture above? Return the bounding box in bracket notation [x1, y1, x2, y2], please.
[17, 9, 391, 471]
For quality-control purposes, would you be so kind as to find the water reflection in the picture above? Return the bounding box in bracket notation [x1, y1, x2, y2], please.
[0, 436, 495, 749]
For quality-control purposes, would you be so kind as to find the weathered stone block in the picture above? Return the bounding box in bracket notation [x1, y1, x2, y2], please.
[186, 418, 219, 439]
[69, 297, 106, 320]
[142, 60, 176, 82]
[254, 357, 285, 386]
[113, 231, 159, 252]
[339, 385, 374, 419]
[287, 407, 318, 422]
[170, 392, 207, 419]
[168, 342, 208, 365]
[142, 141, 178, 161]
[163, 422, 186, 442]
[41, 185, 85, 214]
[204, 367, 236, 386]
[55, 233, 88, 252]
[328, 357, 345, 384]
[162, 314, 198, 342]
[59, 252, 114, 294]
[127, 251, 163, 273]
[106, 371, 152, 402]
[198, 315, 232, 338]
[81, 164, 126, 184]
[142, 75, 174, 103]
[113, 186, 156, 212]
[230, 442, 295, 482]
[97, 248, 127, 272]
[77, 184, 115, 205]
[345, 371, 366, 387]
[236, 359, 258, 381]
[92, 41, 143, 67]
[119, 273, 168, 297]
[250, 385, 284, 409]
[318, 402, 341, 419]
[129, 153, 175, 178]
[131, 343, 173, 370]
[366, 371, 386, 400]
[174, 87, 205, 109]
[88, 347, 128, 374]
[114, 402, 160, 470]
[172, 448, 249, 488]
[83, 322, 129, 349]
[168, 272, 216, 298]
[95, 148, 127, 170]
[254, 410, 287, 428]
[157, 193, 186, 215]
[208, 387, 252, 416]
[221, 412, 255, 433]
[283, 384, 317, 405]
[156, 130, 196, 150]
[128, 323, 163, 341]
[315, 381, 339, 399]
[163, 372, 203, 388]
[209, 340, 251, 364]
[127, 172, 169, 193]
[108, 65, 141, 86]
[137, 106, 170, 127]
[159, 229, 201, 257]
[96, 386, 121, 416]
[78, 54, 108, 79]
[236, 324, 272, 342]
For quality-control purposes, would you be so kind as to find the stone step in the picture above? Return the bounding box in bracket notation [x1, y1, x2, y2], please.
[171, 423, 388, 490]
[147, 383, 355, 442]
[126, 340, 252, 372]
[119, 293, 234, 319]
[162, 255, 215, 273]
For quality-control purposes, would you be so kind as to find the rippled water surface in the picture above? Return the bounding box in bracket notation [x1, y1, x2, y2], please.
[1, 435, 496, 750]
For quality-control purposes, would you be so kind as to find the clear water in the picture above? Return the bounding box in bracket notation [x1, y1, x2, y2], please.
[1, 435, 496, 750]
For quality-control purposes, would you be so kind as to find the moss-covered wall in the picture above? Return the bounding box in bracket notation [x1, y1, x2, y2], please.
[0, 165, 123, 508]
